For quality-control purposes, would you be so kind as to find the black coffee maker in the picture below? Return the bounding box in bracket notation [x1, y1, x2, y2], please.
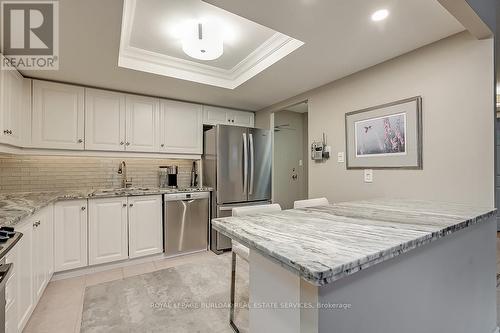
[159, 165, 178, 188]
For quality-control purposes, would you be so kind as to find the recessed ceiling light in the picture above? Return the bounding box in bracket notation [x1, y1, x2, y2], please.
[371, 9, 389, 22]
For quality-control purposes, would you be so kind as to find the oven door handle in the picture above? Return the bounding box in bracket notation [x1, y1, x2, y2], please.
[0, 263, 13, 288]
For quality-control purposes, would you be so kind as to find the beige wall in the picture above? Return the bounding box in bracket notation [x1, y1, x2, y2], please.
[257, 32, 495, 206]
[0, 154, 197, 192]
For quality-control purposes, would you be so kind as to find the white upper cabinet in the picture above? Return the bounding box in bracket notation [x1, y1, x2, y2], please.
[88, 197, 129, 265]
[203, 105, 254, 127]
[125, 94, 159, 152]
[159, 100, 202, 154]
[128, 195, 163, 258]
[85, 88, 126, 151]
[32, 80, 85, 150]
[0, 59, 25, 146]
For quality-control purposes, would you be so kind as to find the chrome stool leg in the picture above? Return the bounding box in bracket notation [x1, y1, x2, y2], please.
[229, 251, 240, 333]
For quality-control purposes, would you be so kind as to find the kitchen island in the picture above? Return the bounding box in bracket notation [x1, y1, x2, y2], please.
[212, 199, 497, 333]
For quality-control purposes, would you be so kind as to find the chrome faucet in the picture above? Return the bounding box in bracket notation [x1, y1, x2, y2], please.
[117, 161, 132, 188]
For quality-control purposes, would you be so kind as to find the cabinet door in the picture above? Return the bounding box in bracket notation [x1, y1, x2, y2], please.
[0, 67, 23, 145]
[15, 221, 33, 332]
[125, 95, 159, 152]
[32, 80, 85, 150]
[202, 105, 228, 125]
[231, 111, 255, 127]
[54, 200, 88, 272]
[85, 88, 126, 151]
[32, 211, 46, 303]
[5, 243, 17, 333]
[45, 204, 55, 279]
[128, 195, 163, 258]
[89, 197, 128, 265]
[159, 100, 202, 154]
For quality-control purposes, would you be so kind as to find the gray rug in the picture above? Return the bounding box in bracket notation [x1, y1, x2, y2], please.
[81, 254, 249, 333]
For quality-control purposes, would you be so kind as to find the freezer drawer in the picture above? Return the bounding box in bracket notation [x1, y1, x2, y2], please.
[164, 192, 209, 256]
[210, 201, 270, 253]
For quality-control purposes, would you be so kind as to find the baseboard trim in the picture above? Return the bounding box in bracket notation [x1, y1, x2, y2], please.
[51, 249, 208, 281]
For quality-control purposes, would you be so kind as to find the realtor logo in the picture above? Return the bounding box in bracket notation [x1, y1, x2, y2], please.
[1, 1, 59, 70]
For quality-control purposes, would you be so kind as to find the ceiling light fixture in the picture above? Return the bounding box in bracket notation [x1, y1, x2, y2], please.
[181, 21, 223, 61]
[371, 9, 389, 22]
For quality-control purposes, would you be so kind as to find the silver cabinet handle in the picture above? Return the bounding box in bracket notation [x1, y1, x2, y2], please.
[129, 203, 133, 207]
[81, 206, 86, 211]
[242, 132, 248, 195]
[126, 142, 130, 146]
[122, 203, 127, 207]
[3, 130, 7, 134]
[120, 141, 124, 145]
[249, 133, 254, 195]
[77, 139, 83, 143]
[160, 144, 165, 147]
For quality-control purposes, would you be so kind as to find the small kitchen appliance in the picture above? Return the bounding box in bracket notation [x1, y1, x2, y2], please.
[159, 165, 178, 188]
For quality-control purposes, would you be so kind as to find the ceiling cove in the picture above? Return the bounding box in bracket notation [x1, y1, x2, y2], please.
[118, 0, 304, 89]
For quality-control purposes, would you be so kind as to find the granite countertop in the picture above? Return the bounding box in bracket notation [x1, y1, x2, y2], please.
[0, 187, 212, 228]
[211, 198, 496, 286]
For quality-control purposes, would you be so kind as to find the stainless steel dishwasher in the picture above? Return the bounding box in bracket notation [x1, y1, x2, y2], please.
[164, 191, 209, 256]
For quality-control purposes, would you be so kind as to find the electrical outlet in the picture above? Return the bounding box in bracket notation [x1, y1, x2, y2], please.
[364, 169, 373, 183]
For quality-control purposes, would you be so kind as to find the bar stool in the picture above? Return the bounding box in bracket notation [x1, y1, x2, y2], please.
[229, 203, 282, 333]
[293, 197, 329, 209]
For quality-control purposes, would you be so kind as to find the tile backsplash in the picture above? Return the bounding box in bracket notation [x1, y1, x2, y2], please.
[0, 154, 199, 192]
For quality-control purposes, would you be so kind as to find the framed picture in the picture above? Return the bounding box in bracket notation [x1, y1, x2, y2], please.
[345, 96, 422, 169]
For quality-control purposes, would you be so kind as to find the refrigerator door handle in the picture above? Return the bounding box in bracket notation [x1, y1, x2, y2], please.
[249, 133, 255, 195]
[243, 132, 248, 195]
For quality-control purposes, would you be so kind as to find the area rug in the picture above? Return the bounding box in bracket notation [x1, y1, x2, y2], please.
[81, 254, 249, 333]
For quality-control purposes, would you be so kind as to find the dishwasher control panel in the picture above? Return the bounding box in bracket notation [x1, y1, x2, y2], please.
[163, 191, 210, 201]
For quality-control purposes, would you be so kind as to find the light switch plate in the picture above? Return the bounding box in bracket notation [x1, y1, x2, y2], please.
[337, 152, 345, 163]
[299, 159, 303, 166]
[364, 169, 373, 183]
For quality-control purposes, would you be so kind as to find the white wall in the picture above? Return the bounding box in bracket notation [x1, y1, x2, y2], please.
[258, 32, 495, 206]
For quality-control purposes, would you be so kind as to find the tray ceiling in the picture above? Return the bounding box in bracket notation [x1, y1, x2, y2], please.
[118, 0, 304, 89]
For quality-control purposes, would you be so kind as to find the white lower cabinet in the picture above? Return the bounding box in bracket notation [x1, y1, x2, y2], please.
[128, 195, 163, 258]
[54, 200, 88, 272]
[5, 241, 18, 333]
[89, 197, 129, 265]
[13, 219, 34, 332]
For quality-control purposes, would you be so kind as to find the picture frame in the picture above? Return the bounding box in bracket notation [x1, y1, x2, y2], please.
[345, 96, 422, 169]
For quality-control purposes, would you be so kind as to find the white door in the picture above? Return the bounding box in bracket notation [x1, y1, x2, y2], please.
[125, 95, 159, 152]
[32, 211, 46, 303]
[0, 67, 23, 145]
[15, 221, 33, 332]
[85, 88, 126, 151]
[159, 100, 202, 154]
[54, 200, 88, 272]
[45, 204, 55, 279]
[128, 195, 163, 258]
[89, 197, 128, 265]
[231, 111, 255, 127]
[32, 80, 85, 150]
[202, 105, 229, 125]
[5, 242, 18, 333]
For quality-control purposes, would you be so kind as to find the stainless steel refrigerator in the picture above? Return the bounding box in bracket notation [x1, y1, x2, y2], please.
[203, 125, 272, 254]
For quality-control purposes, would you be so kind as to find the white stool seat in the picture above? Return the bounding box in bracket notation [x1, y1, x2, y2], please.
[293, 197, 329, 209]
[232, 241, 249, 262]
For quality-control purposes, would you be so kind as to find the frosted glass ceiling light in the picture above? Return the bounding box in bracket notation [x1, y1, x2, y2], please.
[182, 21, 223, 61]
[371, 9, 389, 22]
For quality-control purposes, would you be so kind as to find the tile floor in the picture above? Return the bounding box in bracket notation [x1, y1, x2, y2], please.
[23, 236, 500, 333]
[23, 251, 221, 333]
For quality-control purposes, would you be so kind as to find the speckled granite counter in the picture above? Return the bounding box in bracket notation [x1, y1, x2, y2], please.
[0, 187, 212, 228]
[212, 198, 496, 286]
